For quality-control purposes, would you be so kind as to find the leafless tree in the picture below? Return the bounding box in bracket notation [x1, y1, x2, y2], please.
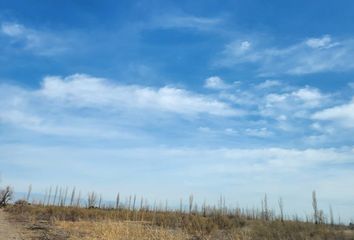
[47, 186, 52, 206]
[264, 194, 269, 221]
[179, 198, 183, 213]
[98, 195, 102, 208]
[115, 193, 120, 209]
[26, 184, 32, 202]
[189, 194, 194, 213]
[87, 192, 97, 208]
[329, 205, 334, 226]
[76, 191, 81, 207]
[52, 186, 58, 205]
[278, 197, 284, 222]
[0, 186, 13, 207]
[312, 190, 318, 224]
[70, 187, 76, 206]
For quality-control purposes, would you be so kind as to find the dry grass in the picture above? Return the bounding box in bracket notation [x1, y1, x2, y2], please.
[5, 204, 354, 240]
[56, 220, 189, 240]
[55, 219, 354, 240]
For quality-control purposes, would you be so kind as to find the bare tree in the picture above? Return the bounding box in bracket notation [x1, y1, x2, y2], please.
[87, 192, 97, 208]
[318, 209, 324, 224]
[179, 198, 183, 213]
[132, 195, 136, 211]
[76, 191, 81, 207]
[264, 194, 269, 221]
[189, 194, 194, 214]
[140, 196, 143, 211]
[115, 193, 120, 209]
[47, 186, 52, 206]
[329, 205, 334, 226]
[52, 186, 58, 205]
[62, 187, 68, 206]
[202, 200, 207, 217]
[70, 187, 76, 207]
[278, 197, 284, 222]
[98, 195, 102, 208]
[312, 190, 318, 224]
[0, 186, 13, 207]
[128, 195, 132, 210]
[26, 184, 32, 202]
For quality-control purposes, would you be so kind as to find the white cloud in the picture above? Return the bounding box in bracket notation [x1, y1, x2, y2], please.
[0, 73, 250, 135]
[291, 87, 324, 107]
[240, 41, 251, 51]
[1, 21, 70, 56]
[150, 15, 222, 31]
[40, 74, 241, 117]
[0, 74, 346, 144]
[312, 98, 354, 128]
[221, 40, 260, 64]
[204, 76, 230, 89]
[256, 80, 281, 89]
[245, 127, 272, 137]
[1, 22, 25, 36]
[265, 87, 325, 109]
[305, 35, 336, 49]
[217, 35, 354, 75]
[0, 74, 246, 140]
[0, 85, 141, 139]
[224, 128, 238, 135]
[260, 87, 328, 123]
[0, 110, 42, 127]
[218, 82, 331, 135]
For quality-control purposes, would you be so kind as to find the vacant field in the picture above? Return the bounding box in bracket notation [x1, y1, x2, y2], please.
[4, 203, 354, 240]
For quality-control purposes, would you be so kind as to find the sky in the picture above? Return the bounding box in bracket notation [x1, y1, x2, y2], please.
[1, 0, 354, 222]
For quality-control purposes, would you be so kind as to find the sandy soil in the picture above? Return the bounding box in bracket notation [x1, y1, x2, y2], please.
[0, 209, 26, 240]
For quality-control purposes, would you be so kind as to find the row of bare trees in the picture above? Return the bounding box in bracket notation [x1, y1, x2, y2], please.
[4, 183, 340, 225]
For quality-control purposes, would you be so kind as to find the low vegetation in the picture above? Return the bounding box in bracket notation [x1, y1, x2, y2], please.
[1, 185, 353, 239]
[5, 200, 353, 240]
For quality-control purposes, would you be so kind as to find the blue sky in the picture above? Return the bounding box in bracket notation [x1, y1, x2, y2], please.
[1, 0, 354, 221]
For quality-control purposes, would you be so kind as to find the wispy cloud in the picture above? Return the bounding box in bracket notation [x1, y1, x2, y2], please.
[148, 14, 222, 31]
[0, 72, 350, 146]
[1, 22, 72, 56]
[261, 87, 329, 120]
[255, 80, 282, 89]
[0, 73, 245, 140]
[40, 74, 241, 116]
[216, 82, 338, 141]
[217, 35, 354, 75]
[1, 22, 25, 36]
[305, 35, 338, 49]
[244, 127, 273, 137]
[204, 76, 231, 90]
[312, 98, 354, 128]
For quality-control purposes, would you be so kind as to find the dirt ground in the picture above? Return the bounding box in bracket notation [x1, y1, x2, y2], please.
[0, 208, 69, 240]
[0, 208, 27, 240]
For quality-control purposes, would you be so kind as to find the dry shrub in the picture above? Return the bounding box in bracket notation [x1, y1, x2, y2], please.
[0, 186, 13, 207]
[247, 220, 347, 240]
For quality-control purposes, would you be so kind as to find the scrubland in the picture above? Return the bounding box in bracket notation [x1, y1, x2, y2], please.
[1, 185, 353, 239]
[4, 200, 354, 240]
